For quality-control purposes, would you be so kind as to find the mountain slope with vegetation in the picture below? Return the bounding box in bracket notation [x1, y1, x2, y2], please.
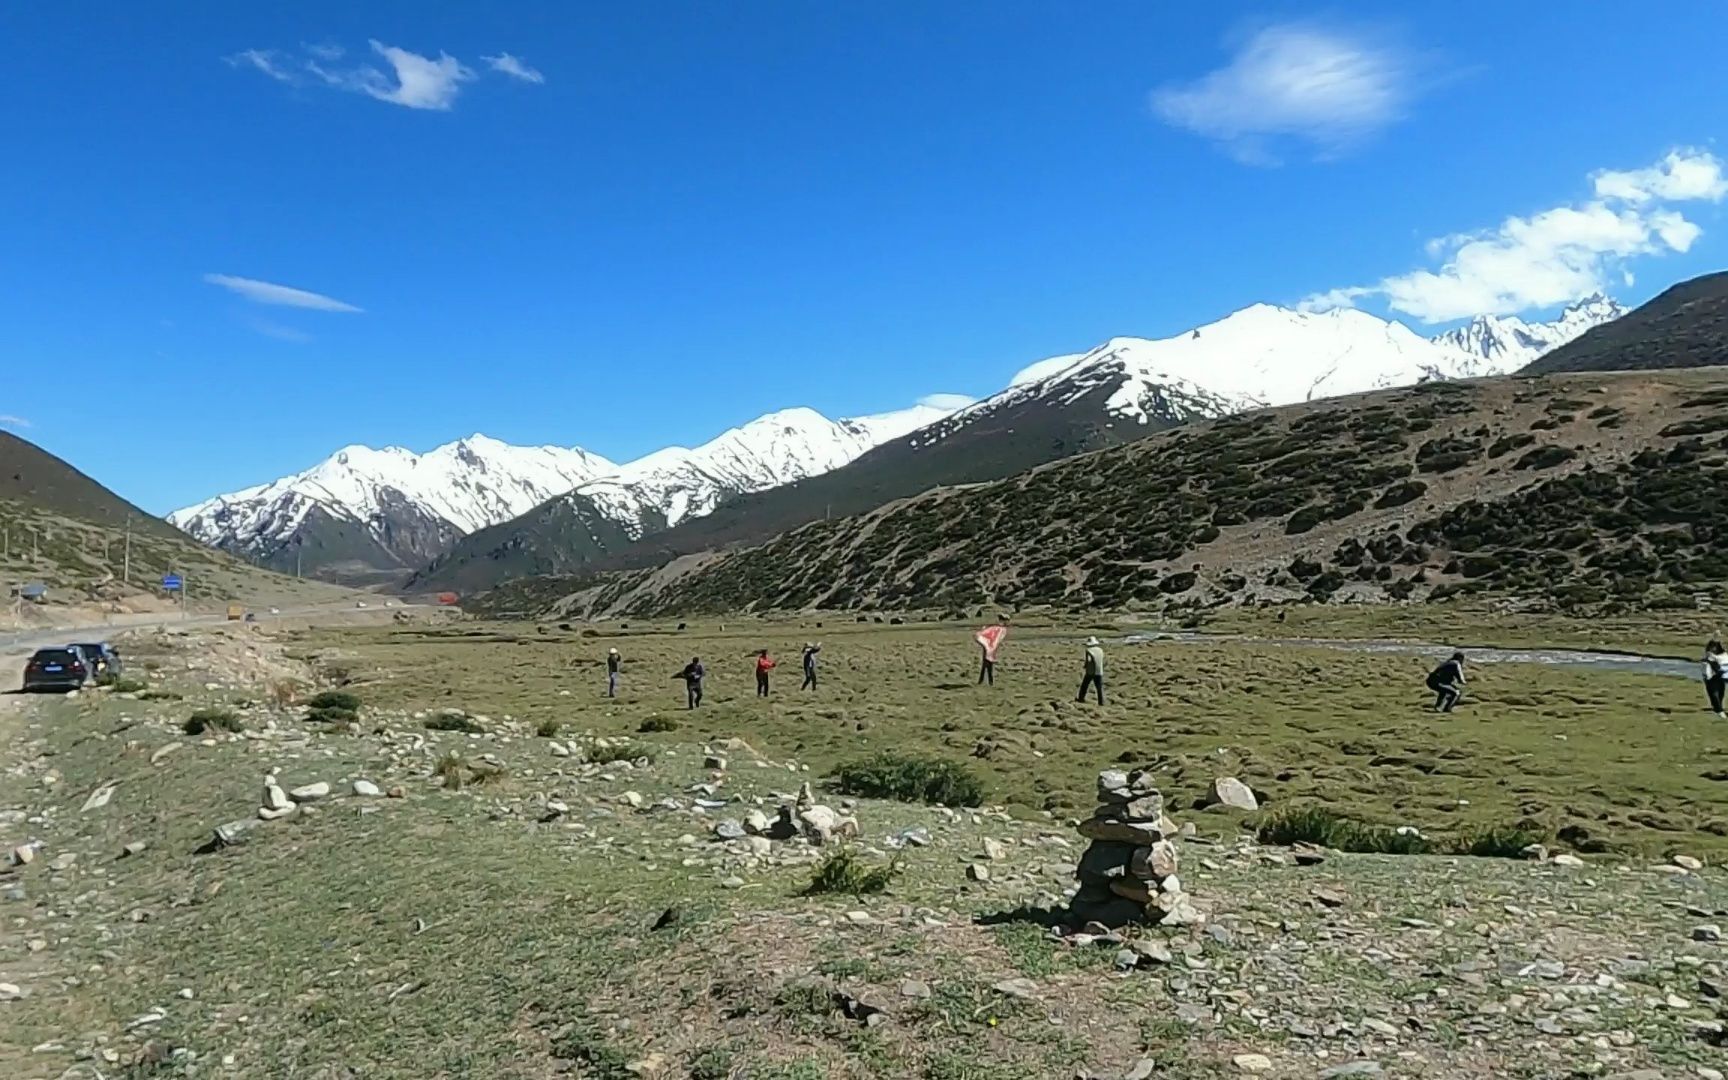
[0, 430, 347, 609]
[1524, 271, 1728, 374]
[487, 369, 1728, 619]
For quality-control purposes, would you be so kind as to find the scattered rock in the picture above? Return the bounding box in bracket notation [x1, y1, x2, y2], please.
[1320, 1064, 1384, 1078]
[1207, 777, 1259, 811]
[1551, 854, 1586, 868]
[0, 982, 24, 1001]
[257, 804, 297, 821]
[1232, 1053, 1273, 1074]
[966, 863, 991, 882]
[262, 781, 292, 812]
[46, 853, 76, 872]
[9, 844, 35, 867]
[212, 818, 261, 847]
[288, 781, 330, 803]
[1292, 843, 1326, 866]
[704, 755, 727, 770]
[714, 819, 747, 841]
[120, 841, 148, 858]
[351, 780, 383, 797]
[899, 979, 931, 999]
[1676, 854, 1705, 871]
[1123, 1060, 1158, 1080]
[1694, 925, 1722, 942]
[743, 809, 772, 835]
[149, 743, 181, 765]
[81, 782, 118, 812]
[620, 791, 644, 808]
[982, 837, 1008, 861]
[548, 741, 570, 758]
[1315, 888, 1347, 908]
[1125, 937, 1174, 965]
[991, 977, 1038, 1000]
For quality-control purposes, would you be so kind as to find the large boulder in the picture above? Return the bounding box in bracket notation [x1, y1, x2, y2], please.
[1205, 777, 1259, 811]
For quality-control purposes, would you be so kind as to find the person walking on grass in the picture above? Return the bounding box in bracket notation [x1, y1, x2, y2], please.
[801, 642, 821, 690]
[675, 657, 705, 709]
[605, 647, 622, 698]
[976, 622, 1007, 686]
[1426, 651, 1467, 713]
[1077, 636, 1106, 705]
[755, 649, 776, 698]
[1704, 640, 1727, 719]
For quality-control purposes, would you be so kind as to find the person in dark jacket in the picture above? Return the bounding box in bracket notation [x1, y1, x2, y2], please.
[1426, 651, 1466, 713]
[675, 657, 705, 709]
[800, 642, 821, 690]
[754, 649, 776, 698]
[1076, 636, 1105, 704]
[1704, 640, 1727, 719]
[606, 647, 622, 699]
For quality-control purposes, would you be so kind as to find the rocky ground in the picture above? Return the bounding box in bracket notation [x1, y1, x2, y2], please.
[2, 622, 1727, 1078]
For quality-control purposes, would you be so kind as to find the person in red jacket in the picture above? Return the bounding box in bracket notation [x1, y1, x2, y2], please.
[755, 649, 776, 697]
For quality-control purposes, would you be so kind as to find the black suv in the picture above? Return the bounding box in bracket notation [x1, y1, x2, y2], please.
[23, 648, 88, 692]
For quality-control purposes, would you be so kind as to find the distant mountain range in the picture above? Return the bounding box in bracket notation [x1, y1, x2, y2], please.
[172, 295, 1626, 588]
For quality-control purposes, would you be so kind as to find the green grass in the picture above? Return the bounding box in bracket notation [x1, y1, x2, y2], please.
[803, 847, 901, 896]
[305, 690, 362, 712]
[101, 675, 148, 693]
[835, 752, 985, 808]
[1258, 806, 1543, 858]
[183, 706, 243, 735]
[638, 716, 680, 733]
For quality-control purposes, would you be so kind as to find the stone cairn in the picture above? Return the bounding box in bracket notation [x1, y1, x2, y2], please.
[1070, 768, 1199, 928]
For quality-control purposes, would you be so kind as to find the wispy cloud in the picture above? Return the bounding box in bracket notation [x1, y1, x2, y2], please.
[483, 52, 545, 84]
[1152, 22, 1425, 165]
[917, 393, 975, 411]
[204, 274, 363, 313]
[1303, 148, 1727, 322]
[229, 40, 488, 111]
[0, 414, 30, 430]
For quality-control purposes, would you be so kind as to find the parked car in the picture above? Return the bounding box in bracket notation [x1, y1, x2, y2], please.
[69, 642, 123, 681]
[23, 648, 88, 692]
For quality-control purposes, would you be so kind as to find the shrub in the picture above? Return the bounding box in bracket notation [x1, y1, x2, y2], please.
[535, 719, 563, 738]
[305, 690, 361, 712]
[1259, 806, 1538, 858]
[424, 711, 483, 734]
[104, 676, 148, 694]
[836, 752, 985, 807]
[582, 739, 652, 765]
[638, 716, 680, 733]
[184, 707, 243, 736]
[804, 847, 902, 896]
[1456, 825, 1543, 858]
[138, 689, 183, 702]
[434, 751, 466, 790]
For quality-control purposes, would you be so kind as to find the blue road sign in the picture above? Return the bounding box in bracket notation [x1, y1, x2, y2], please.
[162, 574, 182, 591]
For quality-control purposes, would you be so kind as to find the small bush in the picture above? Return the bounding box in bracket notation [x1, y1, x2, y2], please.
[535, 719, 563, 738]
[638, 716, 680, 733]
[104, 676, 148, 694]
[582, 739, 652, 765]
[773, 981, 840, 1017]
[804, 847, 902, 896]
[424, 711, 483, 734]
[434, 751, 466, 790]
[138, 689, 183, 702]
[184, 707, 243, 736]
[836, 752, 985, 807]
[1456, 825, 1543, 858]
[306, 690, 361, 712]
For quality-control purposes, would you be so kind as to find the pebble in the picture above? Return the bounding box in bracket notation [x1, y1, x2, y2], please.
[966, 863, 991, 882]
[719, 876, 745, 889]
[1675, 855, 1705, 871]
[899, 980, 931, 999]
[351, 780, 383, 797]
[1694, 925, 1722, 942]
[120, 841, 148, 858]
[992, 977, 1038, 1000]
[1551, 854, 1585, 868]
[288, 781, 330, 803]
[1232, 1053, 1273, 1074]
[620, 791, 644, 808]
[1320, 1064, 1384, 1079]
[0, 982, 24, 1001]
[982, 838, 1007, 861]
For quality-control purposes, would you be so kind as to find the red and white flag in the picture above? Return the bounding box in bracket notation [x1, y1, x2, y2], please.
[975, 624, 1007, 661]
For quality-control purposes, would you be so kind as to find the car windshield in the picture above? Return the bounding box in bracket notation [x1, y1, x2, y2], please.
[34, 649, 77, 664]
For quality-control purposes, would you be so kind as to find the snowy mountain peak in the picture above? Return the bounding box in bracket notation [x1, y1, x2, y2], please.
[1430, 295, 1626, 371]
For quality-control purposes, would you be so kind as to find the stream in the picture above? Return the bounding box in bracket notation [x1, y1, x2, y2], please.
[1122, 631, 1700, 680]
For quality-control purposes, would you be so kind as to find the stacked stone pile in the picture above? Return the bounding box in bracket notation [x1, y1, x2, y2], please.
[1071, 769, 1199, 928]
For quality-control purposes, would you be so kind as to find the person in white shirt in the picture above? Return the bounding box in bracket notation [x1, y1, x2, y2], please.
[1704, 640, 1726, 719]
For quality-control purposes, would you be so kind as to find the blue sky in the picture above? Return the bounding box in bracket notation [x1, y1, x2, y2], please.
[3, 2, 1725, 514]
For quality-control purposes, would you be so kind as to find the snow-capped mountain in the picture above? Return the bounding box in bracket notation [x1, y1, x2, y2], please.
[573, 405, 950, 538]
[172, 404, 958, 583]
[168, 436, 620, 580]
[1431, 294, 1627, 371]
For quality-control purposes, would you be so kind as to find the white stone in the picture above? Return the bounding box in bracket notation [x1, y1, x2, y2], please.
[1207, 777, 1259, 811]
[289, 782, 330, 803]
[351, 780, 383, 798]
[262, 782, 292, 812]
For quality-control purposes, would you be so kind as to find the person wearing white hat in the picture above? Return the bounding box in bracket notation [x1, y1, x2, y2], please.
[606, 647, 622, 699]
[1077, 637, 1105, 705]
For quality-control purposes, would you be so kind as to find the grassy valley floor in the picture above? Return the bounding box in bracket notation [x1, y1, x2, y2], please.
[2, 617, 1727, 1078]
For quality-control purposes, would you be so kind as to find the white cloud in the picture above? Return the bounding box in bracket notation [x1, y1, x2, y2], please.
[249, 319, 314, 343]
[1152, 22, 1419, 164]
[1593, 148, 1728, 204]
[232, 40, 481, 111]
[0, 414, 30, 430]
[484, 52, 545, 84]
[1303, 148, 1727, 322]
[227, 48, 295, 83]
[204, 274, 363, 313]
[917, 393, 975, 411]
